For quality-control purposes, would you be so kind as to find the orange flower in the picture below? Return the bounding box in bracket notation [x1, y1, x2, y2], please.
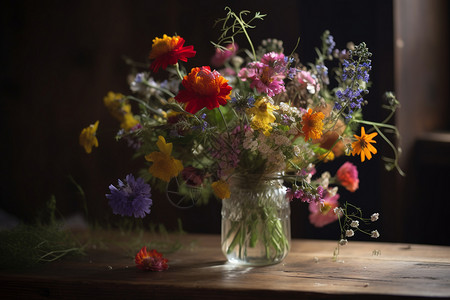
[149, 35, 196, 72]
[175, 66, 232, 114]
[135, 246, 168, 271]
[211, 179, 230, 199]
[301, 108, 325, 141]
[351, 126, 378, 162]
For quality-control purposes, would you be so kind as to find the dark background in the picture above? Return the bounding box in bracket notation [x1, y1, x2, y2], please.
[1, 0, 449, 244]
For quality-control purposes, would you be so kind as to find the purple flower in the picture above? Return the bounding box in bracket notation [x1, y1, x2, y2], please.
[106, 174, 152, 218]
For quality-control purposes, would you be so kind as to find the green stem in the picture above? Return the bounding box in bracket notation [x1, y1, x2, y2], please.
[141, 81, 175, 98]
[174, 63, 184, 81]
[126, 96, 164, 117]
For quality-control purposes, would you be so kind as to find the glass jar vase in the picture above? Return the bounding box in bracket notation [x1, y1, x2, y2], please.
[221, 174, 291, 266]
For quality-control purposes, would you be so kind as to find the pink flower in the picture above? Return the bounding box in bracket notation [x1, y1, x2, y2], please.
[211, 43, 238, 67]
[261, 52, 286, 68]
[336, 162, 359, 192]
[309, 189, 340, 227]
[296, 70, 320, 93]
[238, 62, 286, 97]
[181, 166, 205, 186]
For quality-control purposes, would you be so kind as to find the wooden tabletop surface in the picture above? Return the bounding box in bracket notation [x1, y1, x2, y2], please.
[1, 232, 449, 299]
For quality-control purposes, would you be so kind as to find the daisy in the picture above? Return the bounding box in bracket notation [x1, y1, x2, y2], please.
[351, 127, 378, 162]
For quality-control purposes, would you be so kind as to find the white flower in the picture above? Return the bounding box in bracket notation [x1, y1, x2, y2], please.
[231, 56, 244, 68]
[346, 229, 355, 237]
[320, 172, 331, 188]
[321, 171, 331, 180]
[293, 145, 301, 157]
[305, 173, 312, 184]
[334, 207, 343, 216]
[371, 230, 380, 238]
[329, 186, 339, 196]
[371, 213, 379, 222]
[339, 239, 348, 246]
[279, 102, 290, 112]
[350, 220, 359, 228]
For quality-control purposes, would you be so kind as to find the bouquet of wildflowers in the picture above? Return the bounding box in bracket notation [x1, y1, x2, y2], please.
[80, 7, 403, 258]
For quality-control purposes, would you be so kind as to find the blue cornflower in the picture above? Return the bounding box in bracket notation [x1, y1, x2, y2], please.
[106, 174, 152, 218]
[230, 95, 255, 112]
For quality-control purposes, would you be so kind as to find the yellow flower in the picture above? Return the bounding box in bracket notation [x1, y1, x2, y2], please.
[318, 150, 335, 162]
[120, 104, 140, 130]
[145, 136, 183, 182]
[351, 126, 378, 162]
[211, 180, 230, 199]
[103, 91, 124, 120]
[247, 97, 279, 135]
[301, 108, 325, 141]
[103, 92, 139, 130]
[79, 121, 99, 154]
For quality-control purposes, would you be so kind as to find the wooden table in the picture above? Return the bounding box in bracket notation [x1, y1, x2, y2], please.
[1, 233, 449, 299]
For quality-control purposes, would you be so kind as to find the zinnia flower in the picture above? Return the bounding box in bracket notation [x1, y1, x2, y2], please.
[211, 179, 230, 199]
[145, 136, 184, 182]
[79, 120, 99, 154]
[351, 126, 378, 162]
[301, 108, 325, 141]
[336, 162, 359, 192]
[149, 34, 196, 72]
[135, 246, 168, 271]
[175, 66, 232, 114]
[309, 189, 340, 228]
[106, 174, 152, 218]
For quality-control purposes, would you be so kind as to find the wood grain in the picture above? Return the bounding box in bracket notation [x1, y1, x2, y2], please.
[1, 233, 449, 299]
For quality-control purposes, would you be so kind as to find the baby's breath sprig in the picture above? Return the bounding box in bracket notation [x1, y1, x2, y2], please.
[333, 202, 380, 261]
[212, 7, 266, 61]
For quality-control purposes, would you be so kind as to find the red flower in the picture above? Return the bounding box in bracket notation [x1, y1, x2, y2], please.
[336, 162, 359, 192]
[175, 66, 232, 114]
[149, 35, 196, 73]
[135, 246, 169, 271]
